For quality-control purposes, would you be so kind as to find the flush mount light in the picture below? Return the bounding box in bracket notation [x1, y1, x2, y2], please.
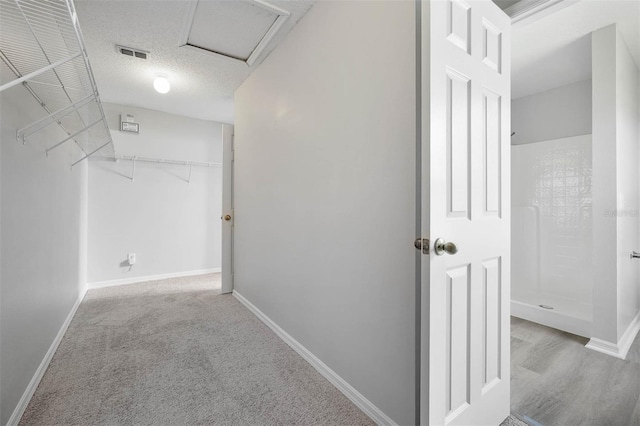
[153, 76, 170, 94]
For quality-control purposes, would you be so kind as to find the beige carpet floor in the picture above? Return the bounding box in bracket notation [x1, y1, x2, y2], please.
[21, 273, 527, 426]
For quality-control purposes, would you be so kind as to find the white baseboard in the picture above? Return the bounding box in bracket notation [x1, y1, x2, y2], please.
[88, 268, 221, 290]
[232, 290, 396, 426]
[6, 286, 88, 426]
[586, 311, 640, 360]
[511, 300, 591, 338]
[618, 312, 640, 357]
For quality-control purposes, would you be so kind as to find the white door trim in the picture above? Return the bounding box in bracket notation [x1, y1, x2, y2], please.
[221, 124, 234, 294]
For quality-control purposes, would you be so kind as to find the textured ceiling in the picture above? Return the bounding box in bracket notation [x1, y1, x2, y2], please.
[512, 0, 639, 99]
[75, 0, 314, 123]
[74, 0, 639, 114]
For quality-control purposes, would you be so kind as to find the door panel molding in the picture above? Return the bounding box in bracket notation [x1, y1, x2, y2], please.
[420, 1, 511, 424]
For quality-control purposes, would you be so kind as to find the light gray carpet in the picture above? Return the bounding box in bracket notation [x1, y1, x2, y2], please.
[500, 415, 528, 426]
[21, 273, 529, 426]
[20, 274, 373, 425]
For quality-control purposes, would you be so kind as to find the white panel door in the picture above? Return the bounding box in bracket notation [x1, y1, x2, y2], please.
[420, 1, 511, 424]
[221, 123, 234, 294]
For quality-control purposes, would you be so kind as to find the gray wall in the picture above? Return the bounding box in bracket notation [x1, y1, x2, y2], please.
[88, 103, 222, 284]
[511, 79, 592, 145]
[234, 1, 416, 424]
[1, 88, 88, 425]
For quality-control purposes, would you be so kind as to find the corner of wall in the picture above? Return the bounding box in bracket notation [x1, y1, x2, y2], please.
[586, 310, 640, 360]
[614, 25, 640, 340]
[590, 23, 619, 344]
[79, 161, 88, 292]
[233, 290, 398, 426]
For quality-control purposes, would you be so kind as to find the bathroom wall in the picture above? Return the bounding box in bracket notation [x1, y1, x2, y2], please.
[512, 79, 592, 145]
[512, 24, 640, 354]
[511, 135, 593, 334]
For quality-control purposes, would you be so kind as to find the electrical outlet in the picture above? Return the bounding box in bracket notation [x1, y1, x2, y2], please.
[128, 253, 136, 265]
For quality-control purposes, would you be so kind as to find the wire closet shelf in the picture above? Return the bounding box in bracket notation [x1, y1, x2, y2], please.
[98, 155, 223, 184]
[0, 0, 115, 167]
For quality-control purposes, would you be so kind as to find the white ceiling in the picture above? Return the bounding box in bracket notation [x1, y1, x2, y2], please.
[511, 0, 640, 99]
[75, 0, 314, 123]
[76, 0, 638, 117]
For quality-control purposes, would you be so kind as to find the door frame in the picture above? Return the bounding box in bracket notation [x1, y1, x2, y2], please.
[221, 123, 234, 294]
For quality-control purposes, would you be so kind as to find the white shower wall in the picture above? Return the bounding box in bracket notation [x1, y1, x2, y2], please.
[511, 134, 593, 336]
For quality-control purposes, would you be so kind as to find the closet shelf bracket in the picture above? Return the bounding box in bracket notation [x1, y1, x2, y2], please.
[17, 93, 96, 143]
[72, 141, 112, 168]
[46, 117, 104, 156]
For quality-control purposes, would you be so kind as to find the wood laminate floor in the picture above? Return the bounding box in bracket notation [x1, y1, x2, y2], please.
[511, 317, 640, 426]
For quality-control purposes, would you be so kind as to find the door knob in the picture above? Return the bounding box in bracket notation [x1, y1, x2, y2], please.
[632, 251, 640, 259]
[224, 214, 232, 221]
[414, 238, 429, 254]
[434, 238, 458, 256]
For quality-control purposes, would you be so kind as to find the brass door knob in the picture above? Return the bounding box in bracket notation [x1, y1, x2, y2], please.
[224, 214, 232, 221]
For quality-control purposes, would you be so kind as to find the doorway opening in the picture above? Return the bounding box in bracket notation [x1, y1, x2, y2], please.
[503, 0, 640, 424]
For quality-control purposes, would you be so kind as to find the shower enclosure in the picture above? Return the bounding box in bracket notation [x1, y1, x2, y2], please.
[511, 134, 593, 337]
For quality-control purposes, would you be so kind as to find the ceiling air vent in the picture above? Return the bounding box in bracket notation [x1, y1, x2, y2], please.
[116, 45, 149, 60]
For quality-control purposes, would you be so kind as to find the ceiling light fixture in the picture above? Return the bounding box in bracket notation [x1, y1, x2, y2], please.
[153, 76, 170, 94]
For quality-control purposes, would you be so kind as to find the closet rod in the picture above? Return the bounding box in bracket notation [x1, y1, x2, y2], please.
[109, 155, 222, 168]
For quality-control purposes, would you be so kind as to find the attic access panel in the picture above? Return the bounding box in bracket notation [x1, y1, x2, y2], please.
[179, 0, 290, 66]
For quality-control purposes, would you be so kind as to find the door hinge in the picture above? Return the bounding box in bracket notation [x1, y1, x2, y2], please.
[414, 238, 429, 255]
